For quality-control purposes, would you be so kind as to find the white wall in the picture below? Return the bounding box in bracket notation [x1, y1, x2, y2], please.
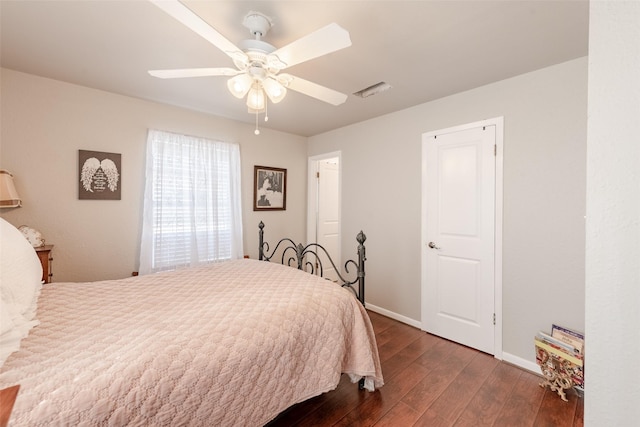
[0, 69, 307, 282]
[309, 57, 587, 365]
[585, 1, 640, 424]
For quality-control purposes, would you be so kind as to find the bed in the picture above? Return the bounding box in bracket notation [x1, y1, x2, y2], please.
[0, 218, 383, 426]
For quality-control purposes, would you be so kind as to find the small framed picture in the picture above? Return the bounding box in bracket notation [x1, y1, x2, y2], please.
[253, 165, 286, 211]
[78, 150, 121, 200]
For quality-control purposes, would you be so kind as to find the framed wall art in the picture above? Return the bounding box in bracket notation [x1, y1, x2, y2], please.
[78, 150, 121, 200]
[253, 165, 286, 211]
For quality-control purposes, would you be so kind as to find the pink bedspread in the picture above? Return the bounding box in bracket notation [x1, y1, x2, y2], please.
[0, 259, 383, 426]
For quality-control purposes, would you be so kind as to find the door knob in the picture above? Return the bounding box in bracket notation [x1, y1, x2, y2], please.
[428, 242, 441, 249]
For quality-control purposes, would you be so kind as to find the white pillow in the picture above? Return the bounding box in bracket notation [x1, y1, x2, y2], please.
[0, 295, 39, 366]
[0, 217, 43, 366]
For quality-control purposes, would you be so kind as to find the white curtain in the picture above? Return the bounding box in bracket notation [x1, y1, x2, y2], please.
[139, 129, 243, 275]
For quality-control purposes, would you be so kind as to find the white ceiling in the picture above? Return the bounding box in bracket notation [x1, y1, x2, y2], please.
[0, 1, 589, 137]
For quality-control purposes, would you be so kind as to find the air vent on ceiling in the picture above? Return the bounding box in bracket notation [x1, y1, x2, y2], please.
[353, 82, 392, 98]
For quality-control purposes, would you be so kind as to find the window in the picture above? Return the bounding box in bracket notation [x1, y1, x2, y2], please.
[139, 129, 243, 275]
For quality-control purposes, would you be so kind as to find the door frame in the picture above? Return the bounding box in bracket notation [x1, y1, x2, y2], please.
[420, 117, 504, 359]
[307, 151, 342, 252]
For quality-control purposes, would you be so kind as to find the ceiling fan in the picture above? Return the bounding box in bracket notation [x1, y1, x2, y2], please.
[148, 0, 352, 133]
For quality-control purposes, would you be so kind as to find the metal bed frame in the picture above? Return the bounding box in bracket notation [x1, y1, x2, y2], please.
[258, 221, 367, 307]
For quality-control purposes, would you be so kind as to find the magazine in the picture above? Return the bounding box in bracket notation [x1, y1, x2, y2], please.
[551, 324, 584, 354]
[536, 331, 579, 354]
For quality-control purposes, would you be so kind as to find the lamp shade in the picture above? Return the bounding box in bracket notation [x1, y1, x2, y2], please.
[0, 169, 22, 208]
[246, 84, 266, 111]
[262, 78, 287, 104]
[227, 74, 253, 99]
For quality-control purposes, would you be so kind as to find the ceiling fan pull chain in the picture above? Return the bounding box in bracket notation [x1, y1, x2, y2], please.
[254, 110, 260, 135]
[265, 100, 269, 122]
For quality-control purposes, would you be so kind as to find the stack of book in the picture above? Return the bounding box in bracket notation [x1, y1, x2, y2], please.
[535, 324, 585, 392]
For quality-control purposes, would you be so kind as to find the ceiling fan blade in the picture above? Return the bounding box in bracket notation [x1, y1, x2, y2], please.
[270, 23, 351, 69]
[148, 68, 239, 79]
[280, 74, 348, 106]
[150, 0, 247, 64]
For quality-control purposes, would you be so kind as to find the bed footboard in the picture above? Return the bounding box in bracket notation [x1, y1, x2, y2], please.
[258, 221, 367, 307]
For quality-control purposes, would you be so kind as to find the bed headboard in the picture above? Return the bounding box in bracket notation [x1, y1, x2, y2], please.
[258, 221, 367, 306]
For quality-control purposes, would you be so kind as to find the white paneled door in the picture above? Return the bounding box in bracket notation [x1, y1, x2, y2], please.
[422, 123, 497, 355]
[317, 158, 340, 281]
[308, 154, 341, 282]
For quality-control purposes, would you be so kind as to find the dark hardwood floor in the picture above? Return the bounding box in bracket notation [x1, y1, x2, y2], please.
[268, 311, 584, 427]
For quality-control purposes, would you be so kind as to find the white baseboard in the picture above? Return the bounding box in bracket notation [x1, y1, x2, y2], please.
[365, 303, 422, 329]
[366, 303, 540, 376]
[502, 352, 540, 375]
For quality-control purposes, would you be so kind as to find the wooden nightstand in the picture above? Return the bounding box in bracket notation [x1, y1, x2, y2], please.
[35, 245, 54, 284]
[0, 385, 20, 427]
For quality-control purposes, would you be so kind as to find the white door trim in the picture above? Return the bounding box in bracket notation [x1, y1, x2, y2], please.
[421, 117, 503, 359]
[307, 151, 342, 247]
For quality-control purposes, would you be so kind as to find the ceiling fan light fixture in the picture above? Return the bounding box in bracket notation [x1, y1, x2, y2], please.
[246, 84, 266, 111]
[227, 74, 253, 98]
[262, 78, 287, 103]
